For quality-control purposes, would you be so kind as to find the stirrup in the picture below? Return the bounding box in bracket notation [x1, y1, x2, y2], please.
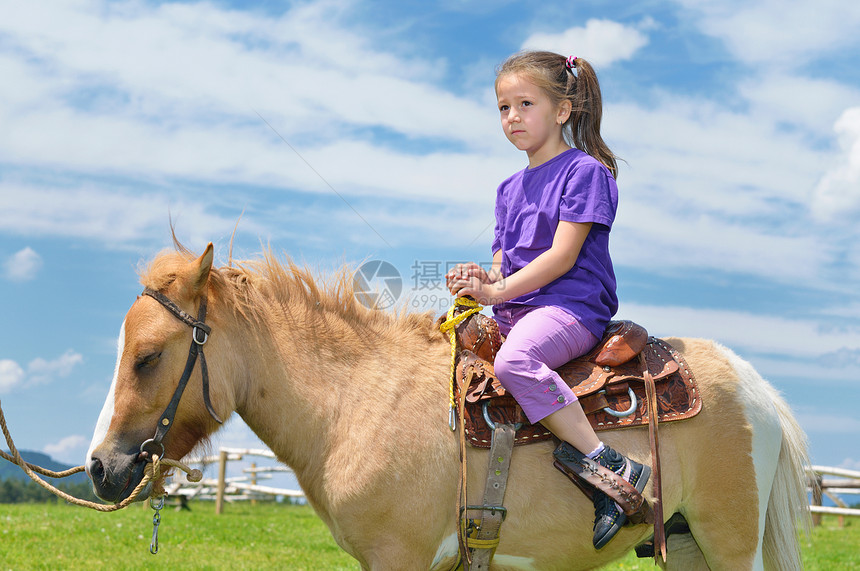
[552, 442, 648, 516]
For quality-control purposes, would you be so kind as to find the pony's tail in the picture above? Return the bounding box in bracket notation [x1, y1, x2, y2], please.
[762, 387, 812, 571]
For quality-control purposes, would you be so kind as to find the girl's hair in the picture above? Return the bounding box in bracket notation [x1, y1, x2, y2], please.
[496, 51, 618, 179]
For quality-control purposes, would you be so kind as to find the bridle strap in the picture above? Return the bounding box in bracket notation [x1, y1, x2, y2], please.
[143, 288, 212, 338]
[140, 288, 223, 456]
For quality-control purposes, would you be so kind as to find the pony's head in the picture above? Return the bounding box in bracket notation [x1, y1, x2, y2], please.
[86, 243, 229, 502]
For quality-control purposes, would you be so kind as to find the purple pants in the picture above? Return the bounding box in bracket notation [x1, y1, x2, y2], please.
[494, 305, 599, 424]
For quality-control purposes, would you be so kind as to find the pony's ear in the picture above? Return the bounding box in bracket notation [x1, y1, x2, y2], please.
[179, 242, 214, 300]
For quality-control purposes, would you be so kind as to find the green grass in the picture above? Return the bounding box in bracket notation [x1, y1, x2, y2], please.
[596, 516, 860, 571]
[800, 516, 860, 570]
[0, 502, 357, 570]
[0, 502, 857, 569]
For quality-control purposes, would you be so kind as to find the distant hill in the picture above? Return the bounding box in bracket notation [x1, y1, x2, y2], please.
[1, 450, 89, 485]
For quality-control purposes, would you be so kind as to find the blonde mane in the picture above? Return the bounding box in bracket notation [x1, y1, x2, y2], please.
[139, 245, 442, 344]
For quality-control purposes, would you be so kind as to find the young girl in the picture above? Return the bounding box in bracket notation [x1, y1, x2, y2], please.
[446, 51, 649, 549]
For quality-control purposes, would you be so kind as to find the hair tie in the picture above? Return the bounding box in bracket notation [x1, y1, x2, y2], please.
[565, 56, 578, 72]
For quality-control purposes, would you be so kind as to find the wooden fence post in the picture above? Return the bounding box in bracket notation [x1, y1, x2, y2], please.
[215, 449, 228, 515]
[811, 473, 823, 527]
[250, 462, 257, 506]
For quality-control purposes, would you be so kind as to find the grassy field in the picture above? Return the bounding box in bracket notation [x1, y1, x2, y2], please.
[0, 501, 857, 569]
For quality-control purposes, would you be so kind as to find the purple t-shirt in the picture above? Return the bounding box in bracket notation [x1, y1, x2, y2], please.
[491, 148, 618, 338]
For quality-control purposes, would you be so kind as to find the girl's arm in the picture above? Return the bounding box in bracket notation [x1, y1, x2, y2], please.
[450, 221, 592, 305]
[488, 249, 503, 283]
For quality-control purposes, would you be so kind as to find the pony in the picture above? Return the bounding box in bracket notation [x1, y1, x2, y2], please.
[86, 243, 811, 570]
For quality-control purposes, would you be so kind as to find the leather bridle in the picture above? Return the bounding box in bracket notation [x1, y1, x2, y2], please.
[137, 287, 223, 461]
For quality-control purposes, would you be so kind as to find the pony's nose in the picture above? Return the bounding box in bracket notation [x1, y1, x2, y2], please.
[86, 446, 148, 503]
[88, 454, 106, 484]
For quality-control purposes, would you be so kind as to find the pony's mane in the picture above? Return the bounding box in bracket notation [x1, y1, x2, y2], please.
[139, 245, 441, 342]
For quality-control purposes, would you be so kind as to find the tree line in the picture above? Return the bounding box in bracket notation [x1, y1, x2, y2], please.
[0, 477, 98, 503]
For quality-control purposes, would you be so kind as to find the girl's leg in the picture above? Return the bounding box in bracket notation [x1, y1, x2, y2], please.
[493, 305, 600, 448]
[540, 398, 601, 455]
[493, 305, 650, 549]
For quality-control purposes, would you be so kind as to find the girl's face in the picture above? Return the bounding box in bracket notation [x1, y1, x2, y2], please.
[496, 73, 571, 167]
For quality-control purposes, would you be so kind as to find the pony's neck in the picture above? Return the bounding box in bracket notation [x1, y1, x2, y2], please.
[228, 282, 448, 503]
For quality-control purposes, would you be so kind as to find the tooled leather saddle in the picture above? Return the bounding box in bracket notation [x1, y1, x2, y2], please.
[447, 308, 702, 449]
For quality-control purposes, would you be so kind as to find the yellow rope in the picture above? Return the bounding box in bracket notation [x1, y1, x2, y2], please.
[438, 297, 483, 429]
[466, 537, 501, 550]
[1, 398, 202, 511]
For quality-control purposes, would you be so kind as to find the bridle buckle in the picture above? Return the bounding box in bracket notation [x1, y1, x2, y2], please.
[192, 326, 209, 345]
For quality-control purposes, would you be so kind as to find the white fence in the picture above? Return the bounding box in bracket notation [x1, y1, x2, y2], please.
[808, 465, 860, 526]
[166, 447, 304, 513]
[169, 449, 859, 524]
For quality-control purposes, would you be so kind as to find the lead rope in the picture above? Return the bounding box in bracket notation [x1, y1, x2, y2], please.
[438, 297, 483, 431]
[438, 297, 484, 570]
[1, 398, 202, 552]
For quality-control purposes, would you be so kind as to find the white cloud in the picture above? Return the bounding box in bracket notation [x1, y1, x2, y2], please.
[521, 19, 649, 68]
[3, 247, 43, 282]
[43, 435, 89, 464]
[27, 350, 84, 386]
[812, 107, 860, 222]
[738, 74, 860, 138]
[673, 0, 860, 67]
[823, 303, 860, 320]
[617, 302, 860, 359]
[0, 0, 856, 296]
[795, 412, 860, 434]
[749, 355, 860, 387]
[2, 351, 85, 390]
[0, 360, 26, 394]
[0, 1, 492, 156]
[839, 458, 860, 472]
[0, 180, 249, 250]
[612, 200, 823, 285]
[0, 0, 509, 251]
[603, 96, 851, 288]
[608, 97, 825, 209]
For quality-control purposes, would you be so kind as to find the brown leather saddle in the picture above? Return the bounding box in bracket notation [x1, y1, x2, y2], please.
[447, 309, 702, 449]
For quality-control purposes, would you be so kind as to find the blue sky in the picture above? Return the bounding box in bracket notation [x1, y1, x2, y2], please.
[1, 0, 859, 481]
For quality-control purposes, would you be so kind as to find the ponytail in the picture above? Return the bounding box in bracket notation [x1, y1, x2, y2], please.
[496, 51, 618, 179]
[564, 57, 617, 179]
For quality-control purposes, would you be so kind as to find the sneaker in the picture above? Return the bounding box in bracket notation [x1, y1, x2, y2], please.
[591, 446, 650, 549]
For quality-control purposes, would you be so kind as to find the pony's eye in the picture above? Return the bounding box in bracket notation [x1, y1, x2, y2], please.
[135, 352, 162, 370]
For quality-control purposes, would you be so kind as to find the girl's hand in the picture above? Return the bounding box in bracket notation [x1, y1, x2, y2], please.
[447, 264, 506, 305]
[448, 275, 495, 305]
[445, 262, 490, 294]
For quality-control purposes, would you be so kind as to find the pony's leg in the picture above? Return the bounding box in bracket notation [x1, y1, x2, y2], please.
[734, 357, 784, 571]
[661, 339, 766, 570]
[674, 454, 764, 570]
[665, 532, 709, 571]
[696, 345, 785, 571]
